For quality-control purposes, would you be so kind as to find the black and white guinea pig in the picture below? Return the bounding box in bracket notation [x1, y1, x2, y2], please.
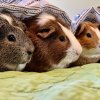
[0, 10, 34, 71]
[23, 13, 82, 72]
[71, 21, 100, 66]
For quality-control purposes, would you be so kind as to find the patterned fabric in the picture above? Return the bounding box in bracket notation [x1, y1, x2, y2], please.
[0, 0, 40, 5]
[0, 0, 71, 26]
[71, 7, 100, 33]
[0, 0, 21, 4]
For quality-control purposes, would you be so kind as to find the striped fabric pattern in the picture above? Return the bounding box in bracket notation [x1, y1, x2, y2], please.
[0, 0, 71, 26]
[71, 7, 100, 33]
[0, 0, 22, 4]
[0, 0, 41, 5]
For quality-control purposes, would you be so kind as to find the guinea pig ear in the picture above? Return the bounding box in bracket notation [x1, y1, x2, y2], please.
[94, 23, 100, 30]
[75, 23, 85, 36]
[37, 26, 55, 38]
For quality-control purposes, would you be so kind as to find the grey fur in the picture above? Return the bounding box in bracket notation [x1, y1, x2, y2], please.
[0, 11, 34, 71]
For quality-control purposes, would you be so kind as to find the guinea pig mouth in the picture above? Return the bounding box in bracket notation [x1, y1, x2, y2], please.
[2, 63, 18, 71]
[16, 63, 27, 71]
[1, 63, 26, 71]
[82, 48, 100, 57]
[21, 55, 32, 64]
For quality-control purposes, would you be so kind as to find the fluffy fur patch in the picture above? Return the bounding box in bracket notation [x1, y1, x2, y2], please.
[0, 14, 13, 25]
[37, 13, 56, 26]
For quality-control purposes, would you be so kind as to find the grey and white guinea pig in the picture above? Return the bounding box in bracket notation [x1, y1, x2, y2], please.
[71, 21, 100, 66]
[23, 13, 82, 72]
[0, 10, 34, 71]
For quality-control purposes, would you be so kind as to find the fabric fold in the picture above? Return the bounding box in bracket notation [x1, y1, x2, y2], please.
[71, 7, 100, 32]
[0, 0, 71, 26]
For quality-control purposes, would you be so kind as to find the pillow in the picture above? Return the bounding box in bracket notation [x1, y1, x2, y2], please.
[71, 7, 100, 32]
[0, 0, 71, 26]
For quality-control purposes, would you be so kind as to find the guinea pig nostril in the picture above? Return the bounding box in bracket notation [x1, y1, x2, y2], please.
[76, 52, 80, 55]
[27, 51, 33, 56]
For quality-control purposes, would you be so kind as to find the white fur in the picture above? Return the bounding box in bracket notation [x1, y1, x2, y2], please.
[13, 25, 23, 31]
[37, 13, 82, 68]
[53, 23, 82, 68]
[91, 27, 100, 43]
[0, 14, 23, 31]
[37, 13, 55, 26]
[58, 22, 82, 55]
[6, 63, 26, 71]
[0, 14, 13, 25]
[16, 64, 26, 71]
[5, 64, 17, 70]
[0, 14, 23, 32]
[53, 47, 80, 69]
[81, 48, 100, 58]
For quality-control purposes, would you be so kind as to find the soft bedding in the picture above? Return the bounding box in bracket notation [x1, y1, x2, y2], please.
[0, 63, 100, 100]
[0, 1, 99, 100]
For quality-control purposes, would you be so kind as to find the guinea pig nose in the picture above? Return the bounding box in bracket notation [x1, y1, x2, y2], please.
[27, 50, 33, 56]
[99, 45, 100, 48]
[75, 51, 80, 56]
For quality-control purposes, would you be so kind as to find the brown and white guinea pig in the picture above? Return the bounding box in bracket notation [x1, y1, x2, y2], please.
[23, 13, 82, 72]
[71, 21, 100, 66]
[0, 11, 34, 71]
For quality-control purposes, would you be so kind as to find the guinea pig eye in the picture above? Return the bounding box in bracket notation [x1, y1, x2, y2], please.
[7, 34, 16, 42]
[59, 36, 66, 42]
[86, 33, 92, 38]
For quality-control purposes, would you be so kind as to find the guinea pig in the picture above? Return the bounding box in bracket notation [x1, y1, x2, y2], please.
[71, 21, 100, 66]
[23, 13, 82, 72]
[0, 11, 34, 71]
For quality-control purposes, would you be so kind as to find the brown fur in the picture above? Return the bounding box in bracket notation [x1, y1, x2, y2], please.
[75, 22, 99, 49]
[71, 22, 100, 66]
[23, 14, 72, 72]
